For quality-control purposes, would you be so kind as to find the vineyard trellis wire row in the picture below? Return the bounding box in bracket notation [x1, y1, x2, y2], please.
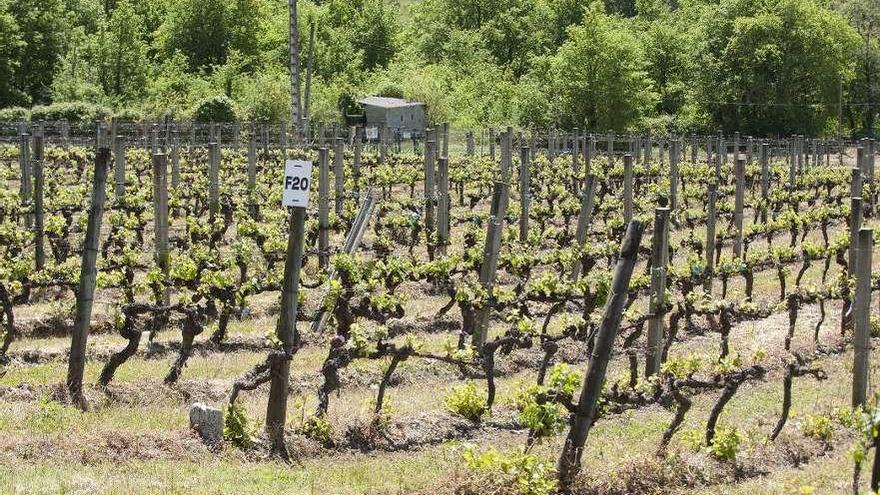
[0, 119, 879, 491]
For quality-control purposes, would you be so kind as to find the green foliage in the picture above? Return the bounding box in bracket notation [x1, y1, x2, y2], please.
[707, 426, 742, 461]
[802, 414, 834, 441]
[191, 95, 238, 122]
[30, 101, 111, 122]
[302, 414, 333, 444]
[223, 402, 253, 448]
[0, 106, 28, 121]
[29, 396, 79, 434]
[444, 381, 488, 422]
[462, 446, 557, 495]
[544, 2, 655, 130]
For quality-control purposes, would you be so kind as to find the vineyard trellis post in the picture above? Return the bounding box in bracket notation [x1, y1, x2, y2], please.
[705, 183, 717, 293]
[852, 227, 872, 408]
[171, 128, 180, 190]
[233, 122, 240, 150]
[571, 128, 579, 192]
[33, 133, 45, 271]
[208, 142, 220, 223]
[280, 123, 288, 159]
[761, 143, 769, 222]
[266, 205, 307, 458]
[153, 154, 170, 306]
[472, 180, 509, 350]
[646, 207, 669, 377]
[489, 127, 496, 162]
[571, 174, 597, 282]
[67, 147, 110, 410]
[519, 145, 530, 244]
[669, 137, 680, 214]
[558, 220, 645, 491]
[607, 133, 614, 168]
[437, 157, 450, 254]
[733, 157, 745, 258]
[353, 126, 362, 192]
[248, 131, 257, 194]
[19, 130, 31, 228]
[318, 148, 330, 269]
[623, 154, 634, 225]
[334, 137, 345, 216]
[114, 135, 126, 199]
[690, 134, 698, 164]
[424, 135, 436, 256]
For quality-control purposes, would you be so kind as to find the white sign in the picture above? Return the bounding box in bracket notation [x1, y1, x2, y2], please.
[282, 159, 312, 207]
[366, 127, 379, 140]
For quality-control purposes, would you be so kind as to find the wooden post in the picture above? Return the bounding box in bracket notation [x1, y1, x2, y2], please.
[645, 208, 669, 377]
[153, 154, 170, 305]
[233, 122, 240, 151]
[570, 174, 597, 281]
[623, 154, 634, 225]
[441, 122, 450, 159]
[489, 128, 496, 162]
[171, 129, 180, 190]
[473, 181, 510, 350]
[67, 148, 110, 409]
[571, 128, 580, 192]
[280, 123, 288, 159]
[558, 220, 645, 491]
[334, 138, 344, 216]
[607, 133, 614, 167]
[584, 135, 594, 176]
[353, 126, 362, 193]
[669, 138, 680, 213]
[208, 142, 220, 223]
[705, 183, 717, 293]
[519, 146, 530, 243]
[318, 148, 330, 269]
[852, 227, 872, 408]
[691, 135, 698, 164]
[424, 137, 436, 250]
[733, 158, 745, 258]
[849, 197, 863, 276]
[248, 131, 257, 193]
[266, 205, 307, 457]
[33, 134, 45, 272]
[437, 157, 450, 253]
[19, 131, 31, 228]
[500, 128, 512, 180]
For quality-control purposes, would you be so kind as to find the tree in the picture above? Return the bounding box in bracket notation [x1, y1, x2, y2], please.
[9, 0, 67, 104]
[95, 0, 149, 102]
[158, 0, 228, 69]
[0, 0, 25, 107]
[696, 0, 860, 135]
[545, 2, 655, 130]
[836, 0, 880, 136]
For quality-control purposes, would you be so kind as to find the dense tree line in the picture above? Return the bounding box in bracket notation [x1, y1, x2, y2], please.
[0, 0, 876, 136]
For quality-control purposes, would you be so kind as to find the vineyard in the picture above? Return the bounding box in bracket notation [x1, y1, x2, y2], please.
[1, 123, 880, 494]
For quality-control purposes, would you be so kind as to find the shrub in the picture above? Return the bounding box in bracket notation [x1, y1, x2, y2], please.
[802, 414, 834, 441]
[30, 101, 112, 122]
[113, 107, 145, 122]
[223, 402, 253, 448]
[191, 95, 238, 122]
[0, 106, 30, 121]
[445, 381, 488, 422]
[461, 446, 557, 495]
[707, 426, 741, 461]
[301, 414, 333, 444]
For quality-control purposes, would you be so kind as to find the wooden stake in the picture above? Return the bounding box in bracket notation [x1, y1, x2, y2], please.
[570, 175, 597, 281]
[67, 148, 111, 409]
[318, 148, 330, 269]
[852, 227, 872, 408]
[645, 208, 669, 377]
[557, 220, 644, 491]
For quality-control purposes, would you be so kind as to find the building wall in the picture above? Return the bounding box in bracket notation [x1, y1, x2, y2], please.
[363, 104, 425, 134]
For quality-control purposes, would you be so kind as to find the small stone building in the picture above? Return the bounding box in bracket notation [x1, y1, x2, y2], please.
[358, 96, 426, 136]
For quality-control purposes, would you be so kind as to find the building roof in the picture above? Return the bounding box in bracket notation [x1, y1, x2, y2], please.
[358, 96, 424, 109]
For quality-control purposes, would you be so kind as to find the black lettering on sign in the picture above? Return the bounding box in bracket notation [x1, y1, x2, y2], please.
[285, 176, 310, 191]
